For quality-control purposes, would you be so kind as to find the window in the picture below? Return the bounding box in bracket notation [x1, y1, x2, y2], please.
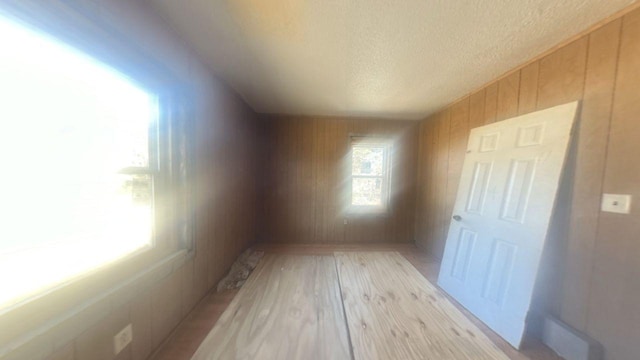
[0, 16, 174, 309]
[349, 137, 391, 213]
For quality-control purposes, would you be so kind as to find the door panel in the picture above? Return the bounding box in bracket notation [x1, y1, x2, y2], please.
[482, 240, 517, 306]
[479, 133, 500, 152]
[438, 102, 579, 348]
[516, 123, 546, 147]
[500, 158, 538, 223]
[451, 228, 477, 282]
[465, 162, 493, 214]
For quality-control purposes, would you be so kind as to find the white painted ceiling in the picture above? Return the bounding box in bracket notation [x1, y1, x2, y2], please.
[144, 0, 636, 120]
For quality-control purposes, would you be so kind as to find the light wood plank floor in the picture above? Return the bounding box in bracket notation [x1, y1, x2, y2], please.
[151, 244, 561, 360]
[191, 255, 351, 360]
[336, 251, 509, 359]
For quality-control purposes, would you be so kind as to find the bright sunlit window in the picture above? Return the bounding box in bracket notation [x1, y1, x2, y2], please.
[349, 137, 391, 212]
[0, 17, 159, 309]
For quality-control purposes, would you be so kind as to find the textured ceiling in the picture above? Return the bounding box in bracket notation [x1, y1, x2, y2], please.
[144, 0, 636, 120]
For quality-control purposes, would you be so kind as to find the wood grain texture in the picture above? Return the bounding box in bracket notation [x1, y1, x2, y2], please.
[496, 71, 521, 121]
[469, 90, 486, 130]
[157, 244, 562, 360]
[518, 63, 539, 115]
[445, 98, 470, 243]
[585, 9, 640, 360]
[559, 19, 622, 332]
[483, 82, 499, 124]
[433, 111, 451, 257]
[335, 251, 509, 360]
[191, 255, 351, 360]
[414, 6, 640, 360]
[536, 37, 588, 109]
[262, 116, 418, 244]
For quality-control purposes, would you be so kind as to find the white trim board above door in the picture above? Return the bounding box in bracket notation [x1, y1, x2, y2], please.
[437, 101, 579, 348]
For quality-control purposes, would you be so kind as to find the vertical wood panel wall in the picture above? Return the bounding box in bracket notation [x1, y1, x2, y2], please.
[262, 116, 419, 244]
[415, 8, 640, 360]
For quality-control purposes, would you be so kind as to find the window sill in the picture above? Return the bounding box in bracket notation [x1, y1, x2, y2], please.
[346, 206, 390, 217]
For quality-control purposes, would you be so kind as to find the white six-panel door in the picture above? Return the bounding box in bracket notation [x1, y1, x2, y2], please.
[437, 101, 579, 348]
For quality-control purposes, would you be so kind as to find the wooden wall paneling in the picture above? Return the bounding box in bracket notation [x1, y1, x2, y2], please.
[290, 119, 301, 242]
[272, 117, 285, 243]
[388, 120, 401, 243]
[333, 118, 348, 243]
[412, 6, 640, 360]
[263, 116, 417, 244]
[586, 9, 640, 360]
[228, 112, 241, 261]
[496, 71, 521, 121]
[280, 118, 292, 243]
[286, 118, 298, 243]
[302, 118, 315, 242]
[345, 119, 361, 243]
[518, 62, 540, 115]
[313, 118, 326, 243]
[425, 120, 440, 252]
[394, 124, 418, 243]
[537, 37, 589, 110]
[259, 118, 273, 244]
[265, 116, 277, 243]
[324, 118, 337, 243]
[297, 119, 306, 242]
[296, 119, 307, 242]
[416, 120, 431, 249]
[206, 103, 229, 286]
[322, 117, 332, 243]
[560, 19, 622, 332]
[468, 89, 486, 130]
[484, 82, 499, 124]
[444, 98, 470, 252]
[131, 291, 153, 360]
[415, 120, 438, 250]
[279, 117, 291, 243]
[205, 121, 219, 286]
[433, 111, 451, 258]
[223, 104, 237, 267]
[405, 124, 419, 242]
[390, 121, 404, 243]
[424, 121, 435, 248]
[414, 121, 427, 248]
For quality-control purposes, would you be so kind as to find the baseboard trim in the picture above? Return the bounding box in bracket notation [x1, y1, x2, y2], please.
[541, 315, 603, 360]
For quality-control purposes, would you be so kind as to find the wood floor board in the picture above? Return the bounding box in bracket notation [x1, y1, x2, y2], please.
[154, 244, 561, 360]
[190, 254, 351, 360]
[335, 251, 510, 360]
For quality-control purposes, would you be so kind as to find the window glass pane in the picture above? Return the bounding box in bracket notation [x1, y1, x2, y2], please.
[352, 146, 384, 176]
[352, 178, 383, 206]
[0, 17, 157, 308]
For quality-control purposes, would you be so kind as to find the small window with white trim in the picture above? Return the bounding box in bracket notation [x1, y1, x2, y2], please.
[349, 137, 391, 213]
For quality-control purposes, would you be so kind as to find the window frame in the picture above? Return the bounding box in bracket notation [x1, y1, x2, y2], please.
[0, 9, 195, 319]
[347, 136, 393, 215]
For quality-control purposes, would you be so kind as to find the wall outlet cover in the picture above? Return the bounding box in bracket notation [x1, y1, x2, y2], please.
[113, 324, 133, 355]
[601, 194, 632, 214]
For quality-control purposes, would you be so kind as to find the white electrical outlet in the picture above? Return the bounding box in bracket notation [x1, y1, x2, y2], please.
[113, 324, 133, 355]
[601, 193, 632, 214]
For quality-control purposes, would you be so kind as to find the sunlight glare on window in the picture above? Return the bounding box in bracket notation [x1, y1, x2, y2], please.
[0, 16, 158, 308]
[351, 145, 386, 207]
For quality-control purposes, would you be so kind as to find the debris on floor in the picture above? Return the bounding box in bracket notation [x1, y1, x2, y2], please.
[216, 248, 264, 292]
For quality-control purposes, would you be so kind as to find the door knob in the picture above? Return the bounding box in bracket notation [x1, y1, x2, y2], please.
[452, 215, 462, 221]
